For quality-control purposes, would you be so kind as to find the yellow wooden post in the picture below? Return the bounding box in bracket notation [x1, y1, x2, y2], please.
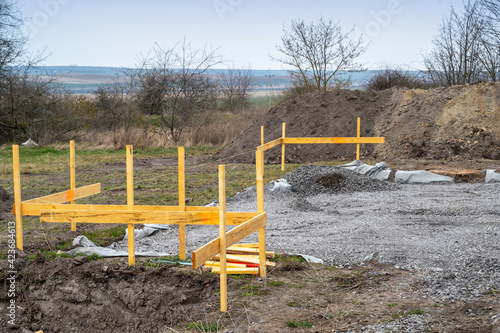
[218, 165, 228, 312]
[281, 122, 286, 171]
[256, 151, 264, 213]
[12, 145, 23, 251]
[126, 145, 135, 266]
[261, 126, 264, 146]
[70, 140, 76, 231]
[178, 147, 186, 260]
[356, 117, 360, 161]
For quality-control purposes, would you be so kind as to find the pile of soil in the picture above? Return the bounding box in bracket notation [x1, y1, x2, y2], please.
[0, 256, 218, 332]
[216, 82, 500, 163]
[0, 185, 13, 222]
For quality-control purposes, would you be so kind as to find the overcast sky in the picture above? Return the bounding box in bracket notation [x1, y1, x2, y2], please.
[18, 0, 463, 70]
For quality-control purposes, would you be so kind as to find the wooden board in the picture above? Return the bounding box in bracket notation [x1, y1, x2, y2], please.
[255, 138, 283, 152]
[282, 137, 385, 144]
[210, 267, 259, 275]
[21, 183, 101, 205]
[19, 203, 221, 216]
[203, 261, 247, 268]
[192, 213, 266, 268]
[213, 254, 276, 267]
[40, 210, 260, 226]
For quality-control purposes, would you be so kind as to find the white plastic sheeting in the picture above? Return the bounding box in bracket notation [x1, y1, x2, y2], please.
[485, 169, 500, 183]
[22, 138, 38, 147]
[61, 235, 171, 257]
[395, 170, 454, 184]
[268, 179, 292, 192]
[123, 224, 173, 240]
[339, 160, 391, 180]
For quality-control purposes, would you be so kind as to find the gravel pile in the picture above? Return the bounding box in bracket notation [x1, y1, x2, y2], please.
[284, 165, 397, 196]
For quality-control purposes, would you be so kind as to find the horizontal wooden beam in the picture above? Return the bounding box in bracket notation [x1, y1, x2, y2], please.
[40, 209, 259, 226]
[192, 213, 267, 268]
[211, 267, 259, 275]
[21, 183, 101, 205]
[256, 138, 282, 152]
[282, 137, 385, 144]
[19, 202, 220, 216]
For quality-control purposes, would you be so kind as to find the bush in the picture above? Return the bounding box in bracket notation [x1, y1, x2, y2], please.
[366, 68, 435, 90]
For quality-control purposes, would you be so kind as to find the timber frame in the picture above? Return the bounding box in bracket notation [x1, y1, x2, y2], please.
[12, 142, 267, 311]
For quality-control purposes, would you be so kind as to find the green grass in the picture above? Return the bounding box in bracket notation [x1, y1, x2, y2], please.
[285, 320, 312, 328]
[392, 308, 427, 319]
[188, 321, 222, 332]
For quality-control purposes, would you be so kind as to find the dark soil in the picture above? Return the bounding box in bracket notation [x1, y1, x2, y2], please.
[315, 172, 346, 191]
[0, 186, 13, 222]
[0, 256, 219, 332]
[216, 82, 500, 163]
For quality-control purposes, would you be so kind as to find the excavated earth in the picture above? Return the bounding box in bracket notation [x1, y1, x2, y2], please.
[216, 82, 500, 164]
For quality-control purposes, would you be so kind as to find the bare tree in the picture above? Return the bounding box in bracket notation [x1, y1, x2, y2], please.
[272, 17, 366, 93]
[134, 40, 222, 142]
[479, 0, 500, 81]
[424, 1, 487, 86]
[218, 66, 253, 111]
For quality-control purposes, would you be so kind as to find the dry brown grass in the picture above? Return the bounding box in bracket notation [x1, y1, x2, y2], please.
[66, 105, 267, 149]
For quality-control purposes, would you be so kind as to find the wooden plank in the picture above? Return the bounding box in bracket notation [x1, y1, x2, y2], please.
[218, 165, 227, 312]
[213, 254, 275, 267]
[356, 118, 361, 161]
[281, 122, 286, 171]
[227, 247, 274, 257]
[282, 137, 385, 144]
[255, 138, 282, 152]
[256, 151, 264, 213]
[231, 243, 259, 248]
[203, 261, 247, 268]
[126, 145, 135, 266]
[211, 267, 259, 275]
[70, 140, 76, 231]
[192, 212, 266, 268]
[21, 183, 101, 205]
[12, 145, 23, 251]
[178, 147, 186, 260]
[259, 227, 267, 277]
[40, 210, 258, 226]
[19, 203, 220, 216]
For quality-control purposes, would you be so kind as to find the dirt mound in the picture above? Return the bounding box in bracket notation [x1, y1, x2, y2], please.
[0, 257, 218, 332]
[0, 185, 13, 222]
[216, 82, 500, 163]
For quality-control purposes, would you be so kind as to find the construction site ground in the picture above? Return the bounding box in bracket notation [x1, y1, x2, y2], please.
[1, 82, 500, 332]
[1, 153, 499, 333]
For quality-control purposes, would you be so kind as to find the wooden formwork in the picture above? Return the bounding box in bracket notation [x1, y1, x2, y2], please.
[255, 118, 385, 211]
[12, 142, 268, 312]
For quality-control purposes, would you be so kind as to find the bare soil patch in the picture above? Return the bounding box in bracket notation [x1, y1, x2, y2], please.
[216, 82, 500, 164]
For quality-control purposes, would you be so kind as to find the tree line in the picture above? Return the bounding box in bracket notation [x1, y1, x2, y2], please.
[0, 0, 498, 145]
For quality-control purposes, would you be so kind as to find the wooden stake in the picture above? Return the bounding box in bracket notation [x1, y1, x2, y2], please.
[178, 147, 186, 260]
[218, 165, 227, 312]
[258, 227, 266, 277]
[281, 122, 286, 171]
[12, 145, 23, 251]
[126, 145, 135, 266]
[256, 151, 264, 213]
[261, 126, 264, 146]
[70, 140, 76, 231]
[356, 117, 360, 161]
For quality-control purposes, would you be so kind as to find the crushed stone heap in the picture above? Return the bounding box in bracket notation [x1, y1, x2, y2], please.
[284, 165, 397, 196]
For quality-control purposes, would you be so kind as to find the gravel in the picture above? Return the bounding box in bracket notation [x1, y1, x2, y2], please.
[285, 165, 398, 196]
[112, 166, 500, 308]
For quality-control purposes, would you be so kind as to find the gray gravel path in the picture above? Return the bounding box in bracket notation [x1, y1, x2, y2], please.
[113, 167, 500, 305]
